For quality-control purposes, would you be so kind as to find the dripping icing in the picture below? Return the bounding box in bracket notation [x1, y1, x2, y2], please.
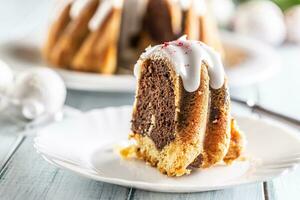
[134, 36, 225, 92]
[89, 0, 123, 31]
[70, 0, 91, 19]
[173, 0, 207, 16]
[70, 0, 123, 30]
[51, 0, 73, 21]
[70, 0, 205, 31]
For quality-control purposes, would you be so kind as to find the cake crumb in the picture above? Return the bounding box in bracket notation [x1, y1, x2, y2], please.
[118, 145, 137, 159]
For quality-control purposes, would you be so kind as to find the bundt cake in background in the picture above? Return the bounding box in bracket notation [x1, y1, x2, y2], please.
[43, 0, 224, 74]
[43, 0, 123, 74]
[122, 36, 244, 176]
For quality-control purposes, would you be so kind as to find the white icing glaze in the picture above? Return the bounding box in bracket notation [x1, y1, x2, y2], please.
[134, 36, 224, 92]
[89, 0, 123, 31]
[119, 0, 149, 50]
[177, 0, 192, 10]
[51, 0, 73, 21]
[173, 0, 207, 16]
[193, 0, 207, 16]
[70, 0, 91, 19]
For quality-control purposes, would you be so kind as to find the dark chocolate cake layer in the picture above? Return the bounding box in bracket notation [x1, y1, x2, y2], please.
[131, 58, 177, 150]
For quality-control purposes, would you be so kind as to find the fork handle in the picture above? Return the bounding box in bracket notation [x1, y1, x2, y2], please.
[231, 97, 300, 127]
[253, 105, 300, 127]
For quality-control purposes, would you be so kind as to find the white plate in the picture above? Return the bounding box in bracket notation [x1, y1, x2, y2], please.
[221, 32, 281, 88]
[34, 106, 300, 193]
[0, 31, 280, 92]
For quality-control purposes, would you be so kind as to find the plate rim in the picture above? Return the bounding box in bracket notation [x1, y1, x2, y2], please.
[33, 108, 300, 192]
[3, 31, 281, 92]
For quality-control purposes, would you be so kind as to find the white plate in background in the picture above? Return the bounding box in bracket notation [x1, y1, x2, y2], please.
[0, 31, 280, 92]
[222, 32, 281, 88]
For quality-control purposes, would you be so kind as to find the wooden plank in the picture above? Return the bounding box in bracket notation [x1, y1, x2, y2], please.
[0, 137, 129, 200]
[263, 161, 300, 200]
[0, 106, 79, 172]
[0, 91, 134, 199]
[259, 110, 300, 200]
[257, 46, 300, 119]
[256, 46, 300, 200]
[66, 90, 134, 111]
[132, 184, 264, 200]
[0, 111, 25, 171]
[66, 88, 257, 115]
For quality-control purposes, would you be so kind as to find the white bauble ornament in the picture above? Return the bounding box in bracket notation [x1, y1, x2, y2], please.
[13, 68, 66, 120]
[0, 60, 14, 94]
[285, 5, 300, 44]
[0, 60, 14, 111]
[233, 0, 286, 46]
[210, 0, 235, 27]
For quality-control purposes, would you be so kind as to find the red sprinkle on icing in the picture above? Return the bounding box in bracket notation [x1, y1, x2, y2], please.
[177, 41, 184, 46]
[162, 42, 169, 48]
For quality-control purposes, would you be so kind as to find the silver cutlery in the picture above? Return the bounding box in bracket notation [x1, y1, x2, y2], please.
[231, 97, 300, 127]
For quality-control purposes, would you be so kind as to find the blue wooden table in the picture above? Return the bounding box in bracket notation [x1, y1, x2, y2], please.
[0, 0, 300, 199]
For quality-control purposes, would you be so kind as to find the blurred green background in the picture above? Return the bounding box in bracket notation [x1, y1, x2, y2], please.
[236, 0, 300, 10]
